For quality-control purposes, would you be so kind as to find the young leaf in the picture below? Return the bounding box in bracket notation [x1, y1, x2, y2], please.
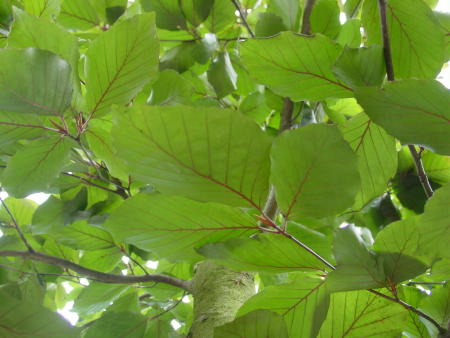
[105, 193, 259, 261]
[238, 276, 330, 338]
[2, 136, 73, 198]
[0, 290, 80, 337]
[333, 45, 386, 88]
[362, 0, 445, 79]
[241, 32, 353, 101]
[356, 79, 450, 155]
[340, 113, 397, 209]
[317, 290, 407, 337]
[271, 124, 360, 220]
[85, 13, 159, 117]
[0, 48, 72, 115]
[112, 105, 272, 209]
[198, 233, 329, 273]
[215, 310, 288, 338]
[418, 183, 450, 259]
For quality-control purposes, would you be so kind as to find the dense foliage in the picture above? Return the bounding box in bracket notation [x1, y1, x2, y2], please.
[0, 0, 449, 337]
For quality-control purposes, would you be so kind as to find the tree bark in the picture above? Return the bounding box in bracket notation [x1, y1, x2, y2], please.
[188, 261, 255, 337]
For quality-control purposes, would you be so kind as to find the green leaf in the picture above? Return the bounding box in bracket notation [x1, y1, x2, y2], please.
[85, 119, 128, 181]
[362, 0, 445, 79]
[54, 220, 116, 251]
[204, 0, 236, 33]
[422, 151, 450, 185]
[73, 283, 129, 316]
[418, 183, 450, 258]
[336, 19, 362, 48]
[8, 8, 81, 106]
[2, 136, 73, 198]
[85, 311, 147, 338]
[23, 0, 61, 19]
[198, 232, 329, 273]
[239, 91, 271, 124]
[318, 290, 406, 337]
[419, 286, 450, 336]
[180, 0, 213, 26]
[0, 113, 47, 146]
[79, 247, 122, 272]
[333, 46, 386, 88]
[355, 79, 450, 155]
[255, 12, 286, 37]
[271, 124, 360, 220]
[207, 52, 238, 98]
[148, 69, 193, 106]
[85, 13, 159, 117]
[310, 0, 340, 38]
[374, 217, 420, 257]
[340, 113, 397, 209]
[0, 290, 79, 337]
[160, 42, 197, 73]
[344, 0, 363, 18]
[241, 32, 352, 101]
[0, 197, 37, 226]
[215, 310, 288, 338]
[238, 276, 330, 338]
[105, 193, 259, 261]
[58, 0, 100, 30]
[0, 48, 72, 115]
[268, 0, 300, 31]
[435, 12, 450, 61]
[140, 0, 186, 30]
[112, 105, 272, 209]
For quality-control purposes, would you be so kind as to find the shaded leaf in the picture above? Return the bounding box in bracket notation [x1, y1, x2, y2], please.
[85, 13, 159, 117]
[0, 48, 72, 115]
[148, 69, 193, 106]
[204, 0, 235, 33]
[271, 124, 360, 220]
[105, 193, 259, 261]
[356, 79, 450, 155]
[215, 310, 288, 338]
[310, 0, 340, 38]
[255, 12, 286, 37]
[241, 32, 353, 101]
[268, 0, 300, 31]
[112, 105, 272, 209]
[140, 0, 186, 30]
[3, 136, 73, 198]
[207, 52, 238, 98]
[85, 311, 147, 338]
[180, 0, 213, 26]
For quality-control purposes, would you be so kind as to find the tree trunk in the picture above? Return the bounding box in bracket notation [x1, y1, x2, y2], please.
[188, 261, 255, 337]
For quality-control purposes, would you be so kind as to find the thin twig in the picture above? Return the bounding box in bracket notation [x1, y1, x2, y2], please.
[377, 0, 433, 199]
[230, 0, 255, 37]
[61, 172, 127, 198]
[408, 145, 434, 198]
[0, 193, 34, 252]
[149, 292, 187, 321]
[0, 250, 192, 292]
[301, 0, 316, 35]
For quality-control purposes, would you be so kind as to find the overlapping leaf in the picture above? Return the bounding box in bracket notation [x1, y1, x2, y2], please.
[105, 193, 259, 261]
[356, 79, 450, 155]
[418, 183, 450, 258]
[318, 290, 407, 337]
[271, 124, 360, 220]
[58, 0, 100, 30]
[0, 48, 72, 115]
[23, 0, 60, 19]
[362, 0, 445, 79]
[112, 105, 272, 209]
[85, 13, 159, 117]
[241, 32, 353, 101]
[238, 276, 330, 338]
[85, 311, 147, 338]
[198, 233, 329, 273]
[2, 136, 73, 198]
[340, 113, 397, 209]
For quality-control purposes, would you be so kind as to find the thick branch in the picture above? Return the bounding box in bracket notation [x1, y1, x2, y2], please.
[0, 250, 191, 292]
[230, 0, 255, 37]
[377, 0, 433, 198]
